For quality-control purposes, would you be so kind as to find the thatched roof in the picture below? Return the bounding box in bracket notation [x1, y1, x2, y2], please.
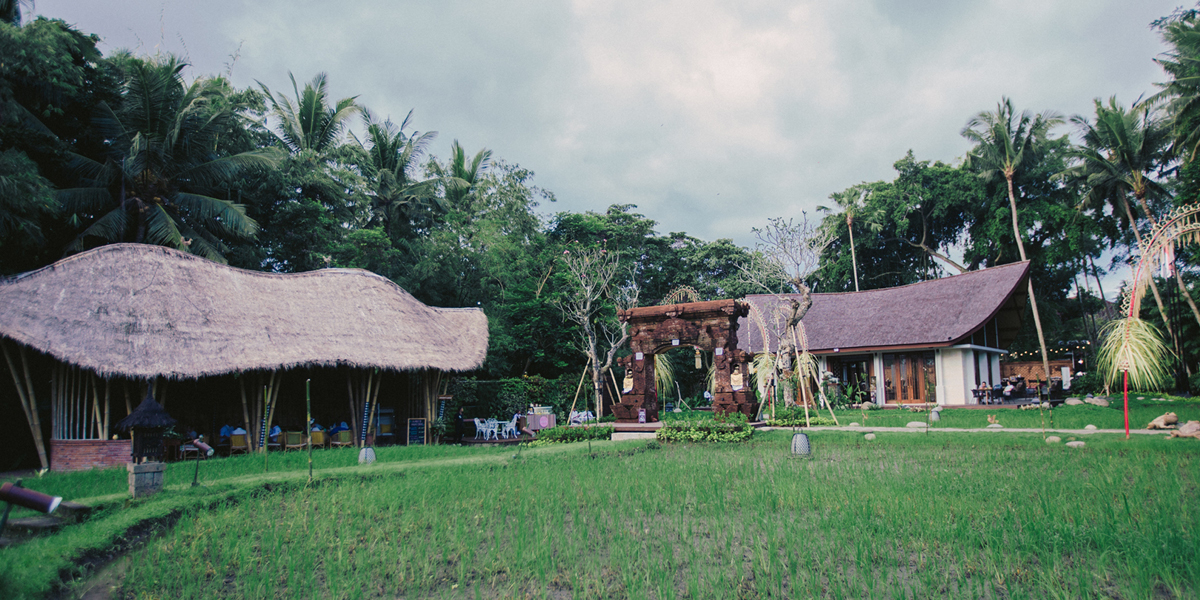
[0, 244, 488, 378]
[115, 392, 177, 431]
[738, 261, 1030, 354]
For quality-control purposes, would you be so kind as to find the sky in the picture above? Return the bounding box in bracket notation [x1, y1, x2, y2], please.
[32, 0, 1182, 257]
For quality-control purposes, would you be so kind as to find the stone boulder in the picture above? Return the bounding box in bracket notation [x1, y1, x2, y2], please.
[1084, 397, 1110, 408]
[1045, 436, 1061, 443]
[1066, 441, 1086, 448]
[1171, 421, 1200, 439]
[864, 433, 876, 441]
[1084, 424, 1098, 430]
[907, 421, 928, 428]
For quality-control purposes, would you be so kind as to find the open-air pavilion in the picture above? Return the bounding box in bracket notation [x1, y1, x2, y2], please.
[0, 244, 488, 471]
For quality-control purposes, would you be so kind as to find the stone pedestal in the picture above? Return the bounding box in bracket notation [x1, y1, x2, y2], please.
[128, 461, 165, 498]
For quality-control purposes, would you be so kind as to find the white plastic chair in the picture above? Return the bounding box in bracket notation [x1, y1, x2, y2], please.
[501, 416, 519, 439]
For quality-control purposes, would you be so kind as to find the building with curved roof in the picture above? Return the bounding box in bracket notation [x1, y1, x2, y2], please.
[738, 261, 1031, 406]
[0, 244, 489, 470]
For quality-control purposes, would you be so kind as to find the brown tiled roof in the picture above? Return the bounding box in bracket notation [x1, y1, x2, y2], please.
[737, 261, 1030, 354]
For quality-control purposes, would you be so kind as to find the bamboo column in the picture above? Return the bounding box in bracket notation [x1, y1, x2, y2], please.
[2, 341, 49, 470]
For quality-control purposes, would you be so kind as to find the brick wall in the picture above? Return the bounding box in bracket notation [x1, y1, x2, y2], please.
[1000, 359, 1074, 383]
[50, 439, 131, 472]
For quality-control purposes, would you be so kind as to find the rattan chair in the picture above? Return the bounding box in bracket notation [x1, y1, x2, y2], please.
[284, 431, 305, 451]
[309, 430, 328, 448]
[229, 433, 250, 455]
[330, 429, 354, 448]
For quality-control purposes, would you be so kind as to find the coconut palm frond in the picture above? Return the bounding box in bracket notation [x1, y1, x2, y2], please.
[654, 353, 674, 398]
[1097, 317, 1172, 391]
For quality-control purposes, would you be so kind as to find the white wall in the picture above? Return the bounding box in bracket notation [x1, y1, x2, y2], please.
[939, 348, 975, 405]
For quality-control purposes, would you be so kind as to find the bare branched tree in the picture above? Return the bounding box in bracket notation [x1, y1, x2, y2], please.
[740, 214, 837, 423]
[557, 244, 640, 415]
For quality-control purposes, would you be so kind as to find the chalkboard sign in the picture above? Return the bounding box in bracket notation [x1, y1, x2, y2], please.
[407, 418, 426, 446]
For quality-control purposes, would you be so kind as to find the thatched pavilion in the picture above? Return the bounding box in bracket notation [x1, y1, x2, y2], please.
[0, 244, 488, 471]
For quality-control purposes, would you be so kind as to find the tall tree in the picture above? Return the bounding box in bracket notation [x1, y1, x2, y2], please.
[816, 185, 870, 291]
[1067, 97, 1200, 343]
[356, 110, 441, 239]
[1151, 8, 1200, 161]
[962, 97, 1058, 384]
[58, 56, 276, 262]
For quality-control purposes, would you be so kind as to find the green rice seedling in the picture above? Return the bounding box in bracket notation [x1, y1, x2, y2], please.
[8, 432, 1198, 599]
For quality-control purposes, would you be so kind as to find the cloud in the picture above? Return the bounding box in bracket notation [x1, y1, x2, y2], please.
[35, 0, 1178, 251]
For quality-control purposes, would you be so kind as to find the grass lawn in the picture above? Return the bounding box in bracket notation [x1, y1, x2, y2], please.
[806, 394, 1200, 430]
[4, 427, 1194, 599]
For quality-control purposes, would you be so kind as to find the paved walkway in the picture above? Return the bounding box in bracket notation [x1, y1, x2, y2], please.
[765, 425, 1171, 436]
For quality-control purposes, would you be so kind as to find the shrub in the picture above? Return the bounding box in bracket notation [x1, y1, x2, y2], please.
[527, 425, 614, 446]
[657, 413, 754, 443]
[764, 406, 836, 427]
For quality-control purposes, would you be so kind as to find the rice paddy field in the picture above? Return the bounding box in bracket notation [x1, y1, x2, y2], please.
[94, 431, 1199, 599]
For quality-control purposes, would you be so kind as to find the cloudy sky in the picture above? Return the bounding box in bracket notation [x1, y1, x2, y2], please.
[34, 0, 1180, 250]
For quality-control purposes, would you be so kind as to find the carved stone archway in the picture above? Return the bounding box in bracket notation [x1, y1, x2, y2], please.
[615, 299, 758, 422]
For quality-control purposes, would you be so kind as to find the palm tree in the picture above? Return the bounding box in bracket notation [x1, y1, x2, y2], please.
[816, 185, 871, 291]
[962, 97, 1058, 385]
[442, 139, 493, 207]
[258, 72, 360, 156]
[355, 110, 442, 237]
[59, 56, 276, 262]
[1067, 97, 1200, 335]
[1151, 12, 1200, 161]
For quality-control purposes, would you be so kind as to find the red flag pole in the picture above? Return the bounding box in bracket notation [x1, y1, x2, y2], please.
[1123, 370, 1129, 440]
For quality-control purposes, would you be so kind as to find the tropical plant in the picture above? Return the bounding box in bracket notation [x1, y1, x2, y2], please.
[962, 97, 1060, 384]
[258, 72, 359, 156]
[439, 139, 493, 208]
[1066, 97, 1200, 333]
[58, 56, 276, 262]
[1151, 9, 1200, 161]
[816, 185, 870, 291]
[355, 110, 441, 237]
[1096, 317, 1172, 391]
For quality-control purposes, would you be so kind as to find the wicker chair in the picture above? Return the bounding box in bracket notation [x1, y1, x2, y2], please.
[284, 431, 305, 450]
[229, 433, 250, 455]
[310, 430, 328, 448]
[330, 430, 354, 448]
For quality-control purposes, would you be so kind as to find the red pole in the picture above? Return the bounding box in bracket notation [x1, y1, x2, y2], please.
[1123, 370, 1129, 440]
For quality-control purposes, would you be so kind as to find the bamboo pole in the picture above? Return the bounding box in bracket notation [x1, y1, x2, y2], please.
[366, 370, 382, 447]
[347, 372, 359, 438]
[238, 377, 254, 451]
[90, 373, 102, 439]
[2, 342, 49, 469]
[567, 359, 591, 415]
[103, 379, 111, 440]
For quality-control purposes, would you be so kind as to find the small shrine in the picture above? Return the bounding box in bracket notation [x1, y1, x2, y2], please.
[115, 390, 176, 498]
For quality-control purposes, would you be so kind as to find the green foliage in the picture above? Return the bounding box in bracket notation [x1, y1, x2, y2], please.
[1097, 317, 1173, 391]
[449, 376, 576, 420]
[765, 406, 837, 427]
[526, 424, 613, 445]
[657, 412, 754, 443]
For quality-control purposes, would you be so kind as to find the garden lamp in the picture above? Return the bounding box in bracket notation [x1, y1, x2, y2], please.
[791, 431, 811, 457]
[191, 438, 213, 487]
[0, 480, 62, 534]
